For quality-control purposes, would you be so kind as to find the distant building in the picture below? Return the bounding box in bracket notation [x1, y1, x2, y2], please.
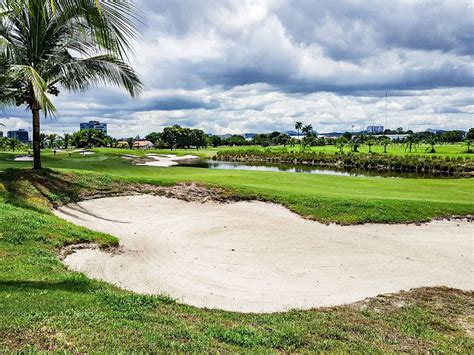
[133, 140, 155, 149]
[366, 125, 384, 134]
[80, 120, 107, 134]
[0, 131, 3, 138]
[7, 129, 29, 143]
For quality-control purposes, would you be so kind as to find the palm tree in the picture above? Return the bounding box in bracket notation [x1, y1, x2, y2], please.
[335, 137, 348, 153]
[0, 0, 142, 169]
[349, 136, 362, 152]
[47, 134, 59, 149]
[295, 121, 302, 139]
[63, 133, 71, 149]
[380, 137, 390, 153]
[7, 137, 21, 152]
[302, 124, 313, 137]
[366, 137, 376, 153]
[425, 136, 437, 153]
[126, 137, 135, 150]
[404, 134, 418, 153]
[465, 139, 473, 154]
[40, 133, 48, 149]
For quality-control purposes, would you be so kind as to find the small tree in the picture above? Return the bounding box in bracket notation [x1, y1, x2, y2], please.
[380, 137, 390, 153]
[349, 136, 362, 152]
[465, 139, 473, 154]
[47, 134, 59, 149]
[366, 137, 376, 153]
[63, 133, 71, 149]
[425, 136, 437, 153]
[7, 138, 21, 152]
[335, 137, 348, 153]
[404, 134, 418, 153]
[126, 137, 136, 150]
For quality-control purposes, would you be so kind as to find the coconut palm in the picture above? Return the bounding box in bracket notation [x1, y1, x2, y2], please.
[335, 136, 348, 153]
[465, 139, 473, 154]
[425, 136, 437, 153]
[366, 137, 376, 153]
[349, 136, 362, 152]
[47, 133, 59, 149]
[7, 137, 21, 152]
[126, 137, 135, 150]
[404, 134, 418, 153]
[302, 124, 313, 137]
[295, 121, 302, 139]
[380, 137, 390, 153]
[0, 0, 142, 169]
[63, 133, 71, 149]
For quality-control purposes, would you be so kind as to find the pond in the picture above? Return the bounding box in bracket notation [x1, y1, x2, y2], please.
[178, 159, 457, 179]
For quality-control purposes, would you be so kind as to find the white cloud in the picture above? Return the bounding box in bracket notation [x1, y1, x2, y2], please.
[2, 0, 473, 136]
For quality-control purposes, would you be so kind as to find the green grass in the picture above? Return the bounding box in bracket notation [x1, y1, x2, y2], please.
[0, 169, 472, 352]
[1, 149, 473, 224]
[162, 143, 472, 158]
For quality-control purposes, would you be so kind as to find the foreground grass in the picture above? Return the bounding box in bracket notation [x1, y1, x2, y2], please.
[0, 169, 472, 352]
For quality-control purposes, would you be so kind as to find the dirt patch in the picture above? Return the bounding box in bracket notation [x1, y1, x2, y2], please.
[59, 243, 123, 260]
[79, 182, 238, 204]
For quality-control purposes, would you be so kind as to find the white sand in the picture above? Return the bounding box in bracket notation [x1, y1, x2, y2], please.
[72, 149, 95, 155]
[55, 195, 474, 313]
[14, 155, 33, 161]
[138, 154, 198, 167]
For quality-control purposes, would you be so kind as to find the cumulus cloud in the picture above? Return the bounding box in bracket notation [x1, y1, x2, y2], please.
[1, 0, 473, 136]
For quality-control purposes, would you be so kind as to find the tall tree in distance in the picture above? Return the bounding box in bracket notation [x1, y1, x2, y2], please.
[295, 121, 302, 140]
[0, 0, 142, 169]
[302, 124, 313, 137]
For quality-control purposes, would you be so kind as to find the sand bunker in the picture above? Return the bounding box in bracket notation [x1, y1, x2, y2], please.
[72, 149, 95, 155]
[55, 195, 474, 313]
[137, 154, 199, 167]
[14, 155, 33, 161]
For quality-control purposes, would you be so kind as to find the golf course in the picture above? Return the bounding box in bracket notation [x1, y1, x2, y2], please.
[1, 0, 473, 352]
[1, 148, 473, 352]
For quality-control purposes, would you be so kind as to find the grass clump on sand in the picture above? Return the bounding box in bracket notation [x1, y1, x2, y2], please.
[0, 168, 473, 352]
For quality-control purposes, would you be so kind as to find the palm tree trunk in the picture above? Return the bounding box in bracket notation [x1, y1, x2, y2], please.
[32, 107, 42, 169]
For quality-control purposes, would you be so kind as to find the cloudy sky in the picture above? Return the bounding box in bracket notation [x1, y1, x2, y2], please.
[2, 0, 473, 137]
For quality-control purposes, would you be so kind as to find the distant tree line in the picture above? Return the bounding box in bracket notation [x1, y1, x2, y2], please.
[146, 125, 208, 150]
[0, 137, 24, 152]
[38, 130, 119, 149]
[2, 124, 472, 154]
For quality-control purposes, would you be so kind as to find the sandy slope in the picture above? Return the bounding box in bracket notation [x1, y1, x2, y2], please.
[136, 154, 199, 167]
[54, 195, 474, 313]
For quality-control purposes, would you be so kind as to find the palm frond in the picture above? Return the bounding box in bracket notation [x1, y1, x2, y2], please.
[10, 64, 57, 116]
[54, 54, 142, 97]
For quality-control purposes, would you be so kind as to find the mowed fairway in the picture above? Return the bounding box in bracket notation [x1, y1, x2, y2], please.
[1, 149, 473, 224]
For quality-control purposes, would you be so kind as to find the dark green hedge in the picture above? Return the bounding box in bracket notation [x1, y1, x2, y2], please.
[214, 149, 474, 176]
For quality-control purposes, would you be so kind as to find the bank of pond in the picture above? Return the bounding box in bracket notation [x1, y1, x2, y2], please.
[210, 149, 474, 178]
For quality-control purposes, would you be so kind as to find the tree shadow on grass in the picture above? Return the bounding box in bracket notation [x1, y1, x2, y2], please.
[0, 169, 89, 212]
[0, 279, 96, 293]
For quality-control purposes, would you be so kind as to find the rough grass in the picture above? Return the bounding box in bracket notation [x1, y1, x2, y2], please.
[0, 168, 473, 352]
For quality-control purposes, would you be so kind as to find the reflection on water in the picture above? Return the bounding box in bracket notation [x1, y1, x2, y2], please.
[178, 160, 455, 179]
